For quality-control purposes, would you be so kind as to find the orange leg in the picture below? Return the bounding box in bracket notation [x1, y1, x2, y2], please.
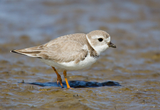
[63, 70, 71, 89]
[52, 67, 63, 88]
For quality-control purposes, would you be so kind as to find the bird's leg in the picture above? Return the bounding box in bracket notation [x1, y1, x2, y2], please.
[52, 67, 63, 88]
[63, 70, 71, 89]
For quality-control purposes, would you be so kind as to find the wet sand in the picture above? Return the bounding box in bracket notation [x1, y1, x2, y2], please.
[0, 0, 160, 110]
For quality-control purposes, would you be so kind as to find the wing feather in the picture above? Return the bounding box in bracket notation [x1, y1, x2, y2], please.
[11, 33, 89, 63]
[38, 40, 88, 63]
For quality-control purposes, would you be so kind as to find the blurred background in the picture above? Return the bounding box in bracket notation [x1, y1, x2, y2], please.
[0, 0, 160, 110]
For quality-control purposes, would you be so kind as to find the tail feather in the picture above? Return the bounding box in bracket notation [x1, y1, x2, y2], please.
[11, 50, 20, 54]
[11, 49, 41, 58]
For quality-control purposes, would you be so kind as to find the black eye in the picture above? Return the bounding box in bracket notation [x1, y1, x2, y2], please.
[98, 38, 103, 42]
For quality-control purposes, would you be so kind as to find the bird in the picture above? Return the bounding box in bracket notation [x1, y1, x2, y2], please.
[11, 30, 116, 89]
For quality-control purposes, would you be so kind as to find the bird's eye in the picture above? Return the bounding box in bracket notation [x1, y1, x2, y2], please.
[98, 38, 103, 42]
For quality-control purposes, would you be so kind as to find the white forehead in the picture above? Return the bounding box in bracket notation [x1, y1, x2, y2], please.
[92, 35, 111, 42]
[107, 36, 111, 42]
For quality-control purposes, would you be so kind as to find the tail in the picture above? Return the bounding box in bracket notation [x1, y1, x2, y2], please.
[11, 50, 21, 54]
[10, 47, 42, 58]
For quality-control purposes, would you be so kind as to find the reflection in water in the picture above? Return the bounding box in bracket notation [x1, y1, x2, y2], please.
[21, 80, 121, 88]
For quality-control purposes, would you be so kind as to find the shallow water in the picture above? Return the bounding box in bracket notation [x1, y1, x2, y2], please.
[0, 0, 160, 110]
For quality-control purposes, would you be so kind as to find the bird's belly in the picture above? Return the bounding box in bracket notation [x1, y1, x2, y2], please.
[40, 56, 97, 71]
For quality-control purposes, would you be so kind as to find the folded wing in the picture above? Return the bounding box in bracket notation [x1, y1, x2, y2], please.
[11, 39, 88, 63]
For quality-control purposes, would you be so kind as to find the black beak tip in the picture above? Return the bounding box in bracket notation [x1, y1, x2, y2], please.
[108, 42, 116, 48]
[113, 45, 116, 48]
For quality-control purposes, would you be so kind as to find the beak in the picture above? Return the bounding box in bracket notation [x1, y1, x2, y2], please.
[108, 42, 116, 48]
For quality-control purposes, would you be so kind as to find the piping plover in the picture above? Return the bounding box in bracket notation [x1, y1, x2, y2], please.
[11, 30, 116, 88]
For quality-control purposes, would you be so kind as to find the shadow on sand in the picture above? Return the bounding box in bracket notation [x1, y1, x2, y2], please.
[20, 80, 121, 88]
